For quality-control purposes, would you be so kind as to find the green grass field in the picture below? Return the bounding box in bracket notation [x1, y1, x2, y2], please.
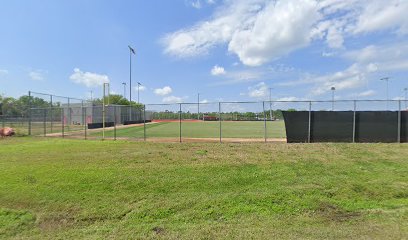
[94, 121, 286, 139]
[1, 138, 407, 239]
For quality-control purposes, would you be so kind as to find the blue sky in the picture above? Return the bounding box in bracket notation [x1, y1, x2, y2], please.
[1, 0, 408, 104]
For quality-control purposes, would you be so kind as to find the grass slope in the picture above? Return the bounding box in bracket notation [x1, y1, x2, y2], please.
[0, 138, 407, 239]
[96, 121, 286, 139]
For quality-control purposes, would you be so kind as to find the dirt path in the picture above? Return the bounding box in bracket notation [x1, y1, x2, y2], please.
[44, 122, 158, 137]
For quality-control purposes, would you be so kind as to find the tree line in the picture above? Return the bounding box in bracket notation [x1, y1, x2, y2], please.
[0, 94, 143, 117]
[1, 93, 297, 119]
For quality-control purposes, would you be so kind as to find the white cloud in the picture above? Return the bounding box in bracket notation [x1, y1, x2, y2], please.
[163, 0, 408, 66]
[343, 43, 408, 72]
[211, 69, 265, 86]
[322, 51, 336, 57]
[191, 0, 202, 9]
[228, 0, 319, 66]
[134, 85, 146, 92]
[211, 65, 226, 75]
[248, 82, 269, 98]
[278, 41, 408, 96]
[353, 1, 408, 35]
[69, 68, 109, 87]
[164, 0, 320, 66]
[162, 95, 183, 103]
[188, 0, 217, 9]
[276, 97, 300, 101]
[154, 86, 172, 96]
[357, 90, 376, 97]
[29, 70, 46, 81]
[310, 64, 367, 95]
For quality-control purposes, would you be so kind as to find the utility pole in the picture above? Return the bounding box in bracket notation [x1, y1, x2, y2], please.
[331, 86, 336, 111]
[137, 82, 142, 103]
[122, 82, 126, 99]
[380, 77, 390, 110]
[269, 88, 273, 121]
[128, 45, 136, 104]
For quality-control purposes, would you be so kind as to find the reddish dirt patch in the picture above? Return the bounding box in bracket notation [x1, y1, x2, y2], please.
[152, 119, 202, 123]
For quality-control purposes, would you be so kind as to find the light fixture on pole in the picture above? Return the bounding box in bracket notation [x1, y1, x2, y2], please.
[122, 82, 126, 99]
[380, 77, 390, 110]
[331, 86, 336, 111]
[269, 88, 273, 121]
[137, 82, 142, 103]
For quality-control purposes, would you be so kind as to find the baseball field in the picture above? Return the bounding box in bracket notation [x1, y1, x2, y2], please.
[89, 120, 287, 141]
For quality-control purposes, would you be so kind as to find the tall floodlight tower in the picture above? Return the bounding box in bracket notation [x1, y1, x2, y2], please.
[331, 87, 336, 111]
[128, 45, 136, 104]
[380, 77, 390, 110]
[137, 82, 142, 103]
[122, 82, 126, 99]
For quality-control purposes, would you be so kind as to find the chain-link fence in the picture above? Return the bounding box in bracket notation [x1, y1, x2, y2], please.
[3, 99, 402, 143]
[1, 92, 407, 142]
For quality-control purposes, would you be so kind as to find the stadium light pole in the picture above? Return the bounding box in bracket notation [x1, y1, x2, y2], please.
[380, 77, 390, 110]
[90, 90, 93, 102]
[128, 45, 136, 104]
[137, 82, 142, 103]
[122, 82, 126, 99]
[269, 88, 273, 121]
[331, 86, 335, 111]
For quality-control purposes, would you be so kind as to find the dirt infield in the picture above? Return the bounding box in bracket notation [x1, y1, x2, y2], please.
[44, 122, 157, 137]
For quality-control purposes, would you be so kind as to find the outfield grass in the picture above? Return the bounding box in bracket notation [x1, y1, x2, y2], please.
[0, 138, 407, 239]
[95, 121, 286, 139]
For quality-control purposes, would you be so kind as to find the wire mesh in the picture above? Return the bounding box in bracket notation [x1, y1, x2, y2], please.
[2, 96, 407, 143]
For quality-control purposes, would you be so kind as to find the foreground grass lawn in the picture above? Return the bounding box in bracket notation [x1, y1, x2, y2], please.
[0, 138, 407, 239]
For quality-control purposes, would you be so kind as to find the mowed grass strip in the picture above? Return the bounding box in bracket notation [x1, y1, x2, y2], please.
[96, 121, 286, 139]
[0, 138, 407, 239]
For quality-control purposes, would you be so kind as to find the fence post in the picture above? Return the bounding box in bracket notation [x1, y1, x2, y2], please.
[67, 98, 70, 133]
[28, 91, 32, 135]
[43, 108, 46, 137]
[114, 106, 117, 141]
[83, 106, 87, 140]
[50, 95, 53, 134]
[353, 100, 356, 143]
[219, 102, 222, 143]
[398, 100, 401, 143]
[179, 103, 182, 143]
[263, 101, 267, 143]
[61, 109, 64, 138]
[143, 105, 146, 141]
[308, 101, 312, 143]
